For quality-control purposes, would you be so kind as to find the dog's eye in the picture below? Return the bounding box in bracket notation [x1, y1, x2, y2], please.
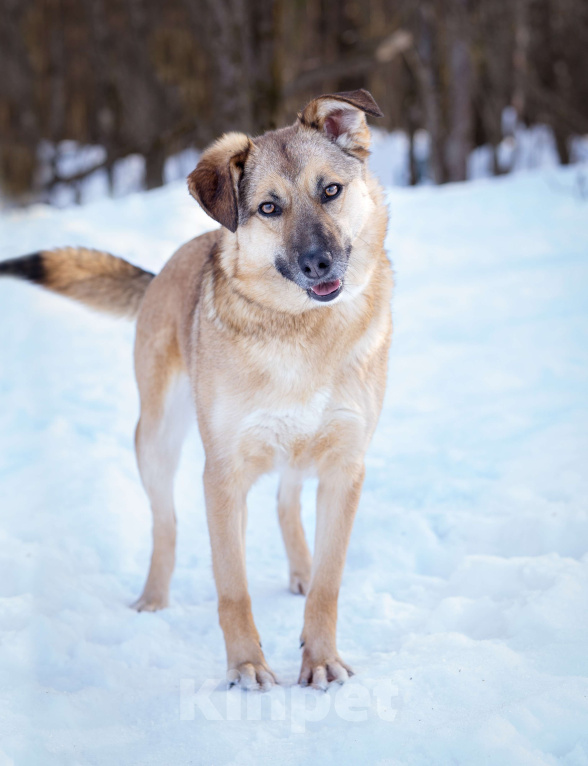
[322, 184, 342, 201]
[259, 202, 281, 216]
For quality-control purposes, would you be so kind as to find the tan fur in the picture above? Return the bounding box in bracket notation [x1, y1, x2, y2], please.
[0, 89, 393, 690]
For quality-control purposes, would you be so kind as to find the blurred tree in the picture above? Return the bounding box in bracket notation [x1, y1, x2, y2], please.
[0, 0, 586, 203]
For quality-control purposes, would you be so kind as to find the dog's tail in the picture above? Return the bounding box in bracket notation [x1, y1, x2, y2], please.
[0, 247, 155, 319]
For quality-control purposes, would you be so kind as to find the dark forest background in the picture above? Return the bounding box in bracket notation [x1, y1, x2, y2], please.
[1, 0, 587, 205]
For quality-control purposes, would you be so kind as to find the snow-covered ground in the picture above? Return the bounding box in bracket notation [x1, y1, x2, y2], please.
[0, 165, 587, 765]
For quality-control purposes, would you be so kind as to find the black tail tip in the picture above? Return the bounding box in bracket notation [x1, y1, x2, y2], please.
[0, 252, 46, 283]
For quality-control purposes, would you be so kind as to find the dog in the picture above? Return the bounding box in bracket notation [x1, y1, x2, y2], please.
[0, 89, 393, 690]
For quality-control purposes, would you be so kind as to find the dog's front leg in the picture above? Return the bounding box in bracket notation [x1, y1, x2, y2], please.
[203, 460, 277, 690]
[298, 459, 365, 688]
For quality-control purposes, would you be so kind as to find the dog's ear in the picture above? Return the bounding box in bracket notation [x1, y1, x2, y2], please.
[187, 132, 253, 233]
[298, 89, 383, 160]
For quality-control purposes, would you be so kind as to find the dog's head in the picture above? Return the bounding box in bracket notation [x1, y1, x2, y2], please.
[188, 89, 384, 311]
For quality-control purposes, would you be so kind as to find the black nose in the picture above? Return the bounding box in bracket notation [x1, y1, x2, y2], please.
[298, 248, 333, 280]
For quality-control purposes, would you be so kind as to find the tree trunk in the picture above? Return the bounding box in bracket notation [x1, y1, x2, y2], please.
[248, 0, 284, 133]
[406, 3, 446, 183]
[445, 0, 473, 182]
[513, 0, 530, 120]
[145, 142, 165, 190]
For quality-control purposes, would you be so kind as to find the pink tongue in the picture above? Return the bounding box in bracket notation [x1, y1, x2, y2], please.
[311, 279, 341, 296]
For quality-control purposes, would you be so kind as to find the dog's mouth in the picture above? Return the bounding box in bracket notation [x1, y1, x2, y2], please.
[307, 279, 342, 302]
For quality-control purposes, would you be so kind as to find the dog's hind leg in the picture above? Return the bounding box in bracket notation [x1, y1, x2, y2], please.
[132, 372, 193, 611]
[277, 469, 312, 595]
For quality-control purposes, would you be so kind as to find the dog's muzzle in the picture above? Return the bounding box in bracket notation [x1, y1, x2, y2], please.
[296, 248, 343, 302]
[276, 248, 346, 303]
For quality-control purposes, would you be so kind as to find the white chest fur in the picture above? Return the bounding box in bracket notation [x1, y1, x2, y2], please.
[238, 388, 331, 451]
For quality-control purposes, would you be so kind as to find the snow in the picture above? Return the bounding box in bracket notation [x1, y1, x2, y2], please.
[1, 164, 588, 765]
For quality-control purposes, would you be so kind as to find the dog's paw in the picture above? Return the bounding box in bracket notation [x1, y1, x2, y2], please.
[289, 569, 311, 596]
[131, 590, 169, 612]
[227, 662, 277, 691]
[298, 654, 353, 689]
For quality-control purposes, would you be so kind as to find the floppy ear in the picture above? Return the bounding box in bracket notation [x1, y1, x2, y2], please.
[187, 132, 252, 233]
[298, 89, 383, 160]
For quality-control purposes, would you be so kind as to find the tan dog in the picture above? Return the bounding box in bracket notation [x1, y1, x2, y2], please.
[0, 89, 392, 690]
